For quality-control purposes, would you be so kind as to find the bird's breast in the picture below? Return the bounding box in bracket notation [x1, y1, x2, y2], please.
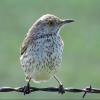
[33, 35, 64, 70]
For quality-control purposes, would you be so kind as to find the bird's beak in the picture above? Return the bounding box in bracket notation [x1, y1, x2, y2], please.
[60, 19, 74, 25]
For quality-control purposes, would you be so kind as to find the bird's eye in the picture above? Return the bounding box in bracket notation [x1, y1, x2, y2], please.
[47, 21, 54, 26]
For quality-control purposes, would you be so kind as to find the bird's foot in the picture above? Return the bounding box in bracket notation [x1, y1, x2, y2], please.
[23, 81, 31, 95]
[58, 84, 65, 94]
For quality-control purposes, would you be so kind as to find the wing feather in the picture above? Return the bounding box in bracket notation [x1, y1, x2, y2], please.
[20, 35, 33, 55]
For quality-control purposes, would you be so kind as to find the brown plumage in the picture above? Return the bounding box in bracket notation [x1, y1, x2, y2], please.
[21, 35, 33, 55]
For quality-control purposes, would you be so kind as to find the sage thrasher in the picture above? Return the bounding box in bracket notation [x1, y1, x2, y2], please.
[20, 14, 74, 94]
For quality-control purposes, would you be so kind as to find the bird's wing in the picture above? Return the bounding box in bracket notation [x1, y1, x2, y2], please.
[20, 35, 33, 55]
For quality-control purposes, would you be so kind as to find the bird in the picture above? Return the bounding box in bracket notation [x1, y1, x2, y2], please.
[20, 14, 74, 94]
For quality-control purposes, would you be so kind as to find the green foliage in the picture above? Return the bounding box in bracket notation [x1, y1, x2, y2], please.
[0, 0, 100, 99]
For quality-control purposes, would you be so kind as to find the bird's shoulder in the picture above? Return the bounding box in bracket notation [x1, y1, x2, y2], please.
[20, 34, 33, 55]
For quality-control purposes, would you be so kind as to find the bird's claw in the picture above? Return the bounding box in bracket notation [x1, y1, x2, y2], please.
[23, 82, 31, 95]
[58, 84, 65, 94]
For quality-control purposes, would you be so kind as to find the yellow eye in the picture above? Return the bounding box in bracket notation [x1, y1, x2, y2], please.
[47, 21, 54, 26]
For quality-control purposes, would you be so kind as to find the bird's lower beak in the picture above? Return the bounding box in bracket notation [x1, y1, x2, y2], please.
[60, 19, 74, 25]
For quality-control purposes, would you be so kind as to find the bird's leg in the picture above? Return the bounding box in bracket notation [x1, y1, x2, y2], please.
[23, 77, 31, 95]
[54, 75, 65, 94]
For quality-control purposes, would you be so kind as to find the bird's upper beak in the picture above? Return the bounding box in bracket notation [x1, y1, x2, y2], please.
[60, 19, 74, 25]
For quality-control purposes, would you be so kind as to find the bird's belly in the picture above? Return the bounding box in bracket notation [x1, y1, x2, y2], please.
[31, 48, 62, 82]
[32, 67, 52, 83]
[20, 36, 64, 82]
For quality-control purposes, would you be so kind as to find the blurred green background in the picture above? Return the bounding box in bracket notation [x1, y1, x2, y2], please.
[0, 0, 100, 99]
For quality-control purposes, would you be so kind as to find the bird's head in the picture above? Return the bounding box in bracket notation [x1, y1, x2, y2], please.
[34, 14, 74, 34]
